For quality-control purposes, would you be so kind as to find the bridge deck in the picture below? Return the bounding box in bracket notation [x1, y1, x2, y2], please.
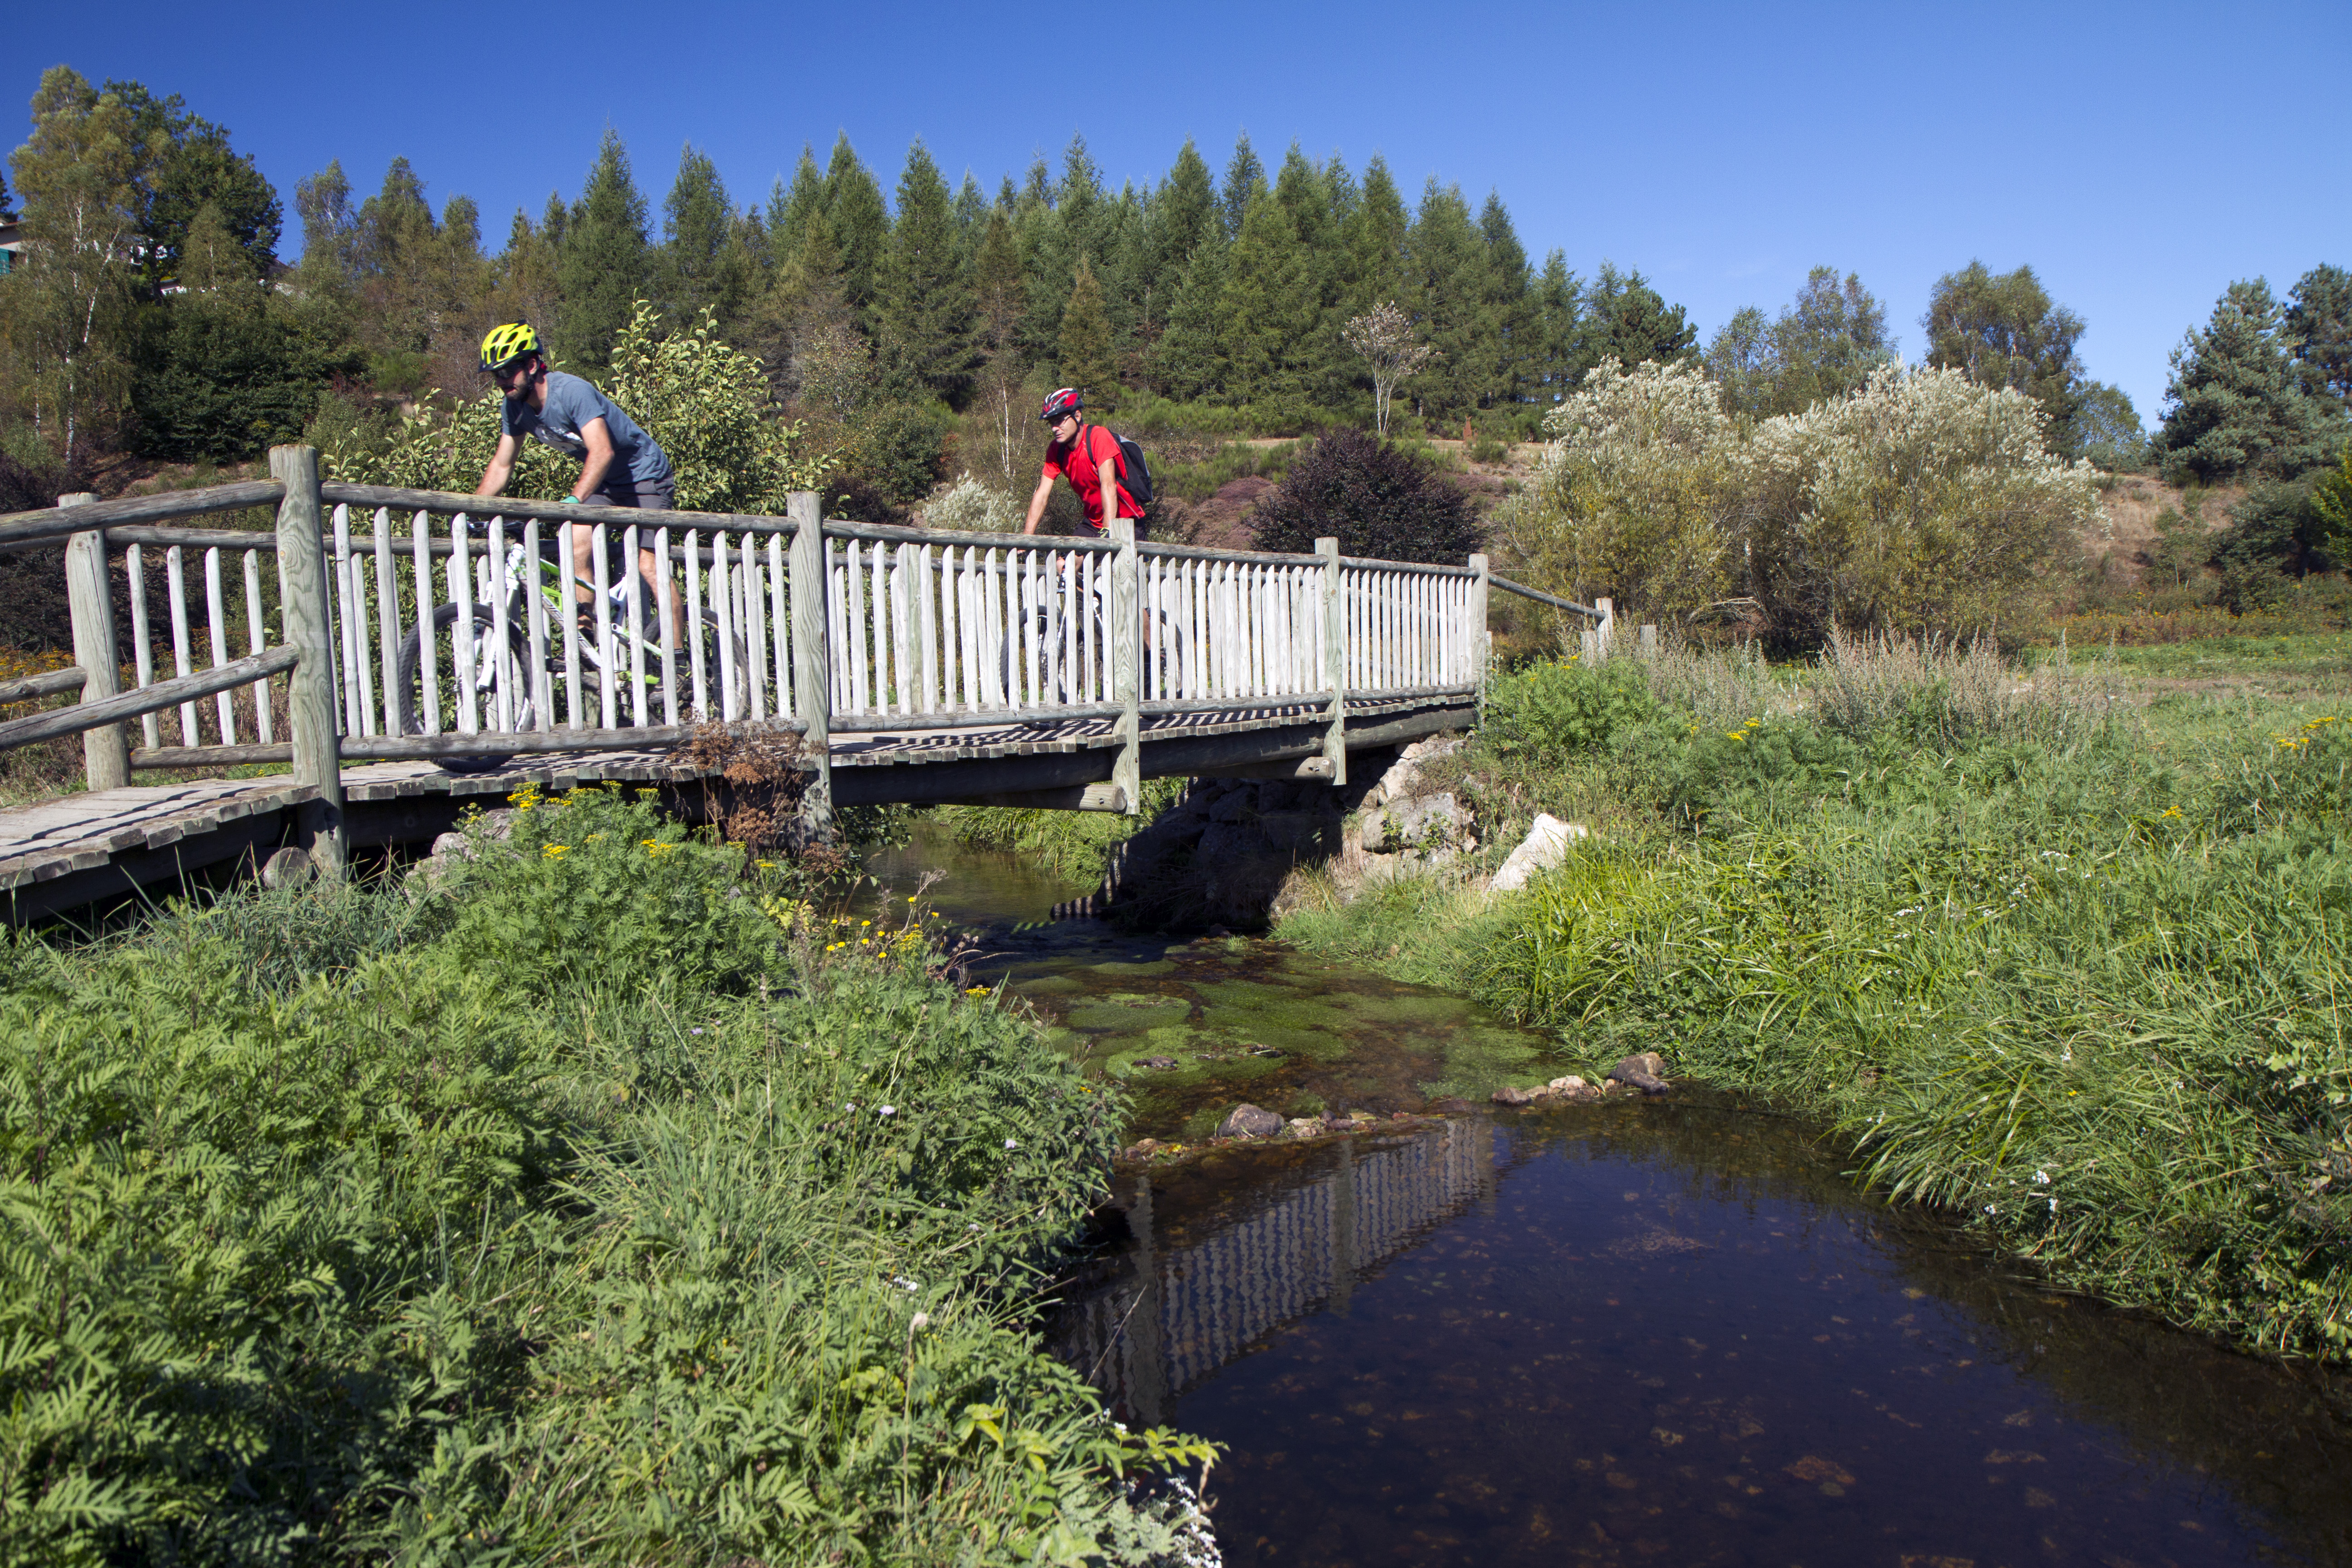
[0, 692, 1470, 922]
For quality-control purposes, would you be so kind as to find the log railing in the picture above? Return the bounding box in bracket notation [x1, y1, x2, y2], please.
[0, 445, 1610, 875]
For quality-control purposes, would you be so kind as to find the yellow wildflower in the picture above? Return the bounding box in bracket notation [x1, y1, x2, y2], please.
[543, 844, 568, 858]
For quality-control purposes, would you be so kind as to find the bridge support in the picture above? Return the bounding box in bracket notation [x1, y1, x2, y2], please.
[1468, 552, 1491, 719]
[271, 446, 345, 877]
[1318, 537, 1346, 787]
[787, 491, 833, 842]
[1110, 516, 1142, 814]
[60, 492, 129, 793]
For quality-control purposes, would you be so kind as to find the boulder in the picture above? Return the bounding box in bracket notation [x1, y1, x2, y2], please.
[260, 845, 316, 891]
[1217, 1103, 1284, 1139]
[1607, 1053, 1671, 1095]
[1283, 1118, 1325, 1139]
[1361, 792, 1465, 854]
[1491, 1085, 1541, 1106]
[1489, 814, 1590, 892]
[1363, 734, 1466, 811]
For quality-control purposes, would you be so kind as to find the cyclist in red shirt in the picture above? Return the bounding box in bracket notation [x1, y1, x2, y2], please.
[1023, 387, 1146, 539]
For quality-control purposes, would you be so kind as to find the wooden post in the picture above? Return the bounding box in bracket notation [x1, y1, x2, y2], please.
[270, 445, 345, 876]
[60, 492, 129, 792]
[1110, 515, 1142, 814]
[1467, 552, 1491, 724]
[1318, 536, 1347, 786]
[1595, 595, 1615, 660]
[788, 491, 832, 840]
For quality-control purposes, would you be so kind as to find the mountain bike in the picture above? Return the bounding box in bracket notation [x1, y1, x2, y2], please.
[394, 526, 748, 771]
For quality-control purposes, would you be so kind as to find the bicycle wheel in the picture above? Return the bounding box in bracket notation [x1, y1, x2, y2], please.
[393, 603, 538, 772]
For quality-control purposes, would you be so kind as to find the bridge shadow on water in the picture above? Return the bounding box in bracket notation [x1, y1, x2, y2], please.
[1048, 1099, 2352, 1568]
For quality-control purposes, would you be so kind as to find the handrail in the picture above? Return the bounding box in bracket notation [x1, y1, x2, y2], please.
[0, 646, 296, 755]
[1489, 574, 1602, 619]
[1338, 555, 1475, 576]
[319, 481, 791, 535]
[0, 667, 86, 705]
[0, 480, 285, 551]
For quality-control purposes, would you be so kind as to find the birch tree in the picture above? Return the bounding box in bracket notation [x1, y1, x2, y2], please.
[1342, 300, 1436, 437]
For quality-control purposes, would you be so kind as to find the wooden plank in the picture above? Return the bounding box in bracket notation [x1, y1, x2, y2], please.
[0, 480, 284, 547]
[0, 667, 85, 704]
[0, 647, 297, 753]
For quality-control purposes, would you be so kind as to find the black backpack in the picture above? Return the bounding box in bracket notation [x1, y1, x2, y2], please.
[1083, 422, 1155, 507]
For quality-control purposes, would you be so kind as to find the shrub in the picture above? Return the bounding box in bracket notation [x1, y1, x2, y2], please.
[1247, 427, 1480, 563]
[847, 400, 951, 506]
[1494, 359, 1744, 622]
[923, 472, 1021, 533]
[1478, 657, 1662, 768]
[0, 799, 1212, 1564]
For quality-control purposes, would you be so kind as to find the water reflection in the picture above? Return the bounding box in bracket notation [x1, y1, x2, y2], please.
[1063, 1120, 1494, 1425]
[1054, 1098, 2352, 1567]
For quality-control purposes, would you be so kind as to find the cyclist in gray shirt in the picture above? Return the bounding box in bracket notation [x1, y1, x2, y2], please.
[473, 322, 678, 628]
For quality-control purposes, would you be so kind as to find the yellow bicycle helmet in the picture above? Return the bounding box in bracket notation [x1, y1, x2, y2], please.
[478, 322, 542, 372]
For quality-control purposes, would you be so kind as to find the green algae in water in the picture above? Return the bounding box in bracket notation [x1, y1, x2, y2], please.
[867, 823, 1569, 1137]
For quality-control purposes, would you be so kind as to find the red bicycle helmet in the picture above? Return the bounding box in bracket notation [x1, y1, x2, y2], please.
[1039, 387, 1084, 422]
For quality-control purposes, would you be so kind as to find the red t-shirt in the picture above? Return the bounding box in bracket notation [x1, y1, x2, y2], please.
[1042, 423, 1144, 531]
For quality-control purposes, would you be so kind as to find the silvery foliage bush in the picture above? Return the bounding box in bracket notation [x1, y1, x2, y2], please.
[1504, 358, 2101, 639]
[923, 472, 1022, 533]
[1497, 357, 1746, 625]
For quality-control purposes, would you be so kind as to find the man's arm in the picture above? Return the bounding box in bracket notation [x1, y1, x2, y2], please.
[1022, 469, 1056, 535]
[476, 432, 520, 498]
[573, 416, 617, 502]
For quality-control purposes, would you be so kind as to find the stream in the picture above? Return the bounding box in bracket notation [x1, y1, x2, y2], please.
[865, 827, 2352, 1566]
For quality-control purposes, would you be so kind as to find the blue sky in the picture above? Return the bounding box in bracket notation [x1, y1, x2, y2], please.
[11, 0, 2347, 423]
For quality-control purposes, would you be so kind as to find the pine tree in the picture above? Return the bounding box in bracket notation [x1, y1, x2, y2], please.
[657, 145, 753, 331]
[557, 128, 649, 377]
[875, 139, 975, 401]
[1478, 191, 1535, 413]
[1568, 264, 1696, 386]
[1221, 178, 1313, 414]
[1402, 180, 1490, 425]
[2286, 263, 2352, 419]
[2154, 278, 2334, 483]
[490, 207, 560, 334]
[820, 135, 889, 328]
[1152, 240, 1228, 402]
[767, 146, 825, 262]
[1219, 134, 1263, 244]
[1530, 250, 1583, 404]
[1343, 156, 1410, 319]
[1057, 258, 1117, 412]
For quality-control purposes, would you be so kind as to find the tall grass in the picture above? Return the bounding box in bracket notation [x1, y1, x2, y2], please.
[1281, 641, 2352, 1362]
[0, 786, 1213, 1564]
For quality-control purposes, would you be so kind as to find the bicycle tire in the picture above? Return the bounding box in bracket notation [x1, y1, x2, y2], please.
[392, 604, 537, 772]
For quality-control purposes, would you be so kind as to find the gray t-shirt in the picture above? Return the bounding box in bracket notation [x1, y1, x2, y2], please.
[502, 371, 672, 490]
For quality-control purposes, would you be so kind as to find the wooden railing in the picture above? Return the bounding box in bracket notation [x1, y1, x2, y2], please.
[0, 445, 1610, 873]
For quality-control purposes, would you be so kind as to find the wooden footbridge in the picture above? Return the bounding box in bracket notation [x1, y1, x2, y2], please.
[0, 446, 1602, 922]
